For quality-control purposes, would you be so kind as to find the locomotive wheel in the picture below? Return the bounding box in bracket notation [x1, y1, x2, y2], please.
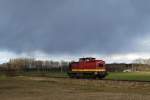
[75, 73, 84, 78]
[97, 72, 107, 79]
[68, 73, 75, 78]
[68, 73, 82, 78]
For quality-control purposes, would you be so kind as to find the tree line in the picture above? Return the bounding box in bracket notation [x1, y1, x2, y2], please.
[0, 58, 69, 74]
[0, 57, 150, 75]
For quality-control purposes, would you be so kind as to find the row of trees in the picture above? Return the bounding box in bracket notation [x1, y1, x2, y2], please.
[0, 58, 69, 72]
[105, 58, 150, 72]
[133, 58, 150, 65]
[1, 58, 150, 74]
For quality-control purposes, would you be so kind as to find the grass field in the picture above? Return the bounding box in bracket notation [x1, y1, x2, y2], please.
[19, 71, 69, 78]
[0, 71, 150, 100]
[20, 71, 150, 81]
[5, 71, 150, 81]
[105, 72, 150, 81]
[1, 71, 150, 81]
[0, 76, 150, 100]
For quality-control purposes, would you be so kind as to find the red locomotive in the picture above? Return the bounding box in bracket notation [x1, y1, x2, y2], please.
[68, 57, 107, 78]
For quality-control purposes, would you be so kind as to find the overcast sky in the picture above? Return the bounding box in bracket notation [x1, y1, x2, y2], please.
[0, 0, 150, 63]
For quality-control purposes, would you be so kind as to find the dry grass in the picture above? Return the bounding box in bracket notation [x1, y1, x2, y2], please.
[0, 76, 150, 100]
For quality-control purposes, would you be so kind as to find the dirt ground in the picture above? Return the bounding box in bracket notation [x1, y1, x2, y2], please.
[0, 76, 150, 100]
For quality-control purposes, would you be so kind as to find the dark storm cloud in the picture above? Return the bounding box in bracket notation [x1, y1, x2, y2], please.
[0, 0, 150, 55]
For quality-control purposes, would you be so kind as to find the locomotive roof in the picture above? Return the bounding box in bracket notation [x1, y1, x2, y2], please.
[78, 57, 105, 62]
[79, 57, 95, 60]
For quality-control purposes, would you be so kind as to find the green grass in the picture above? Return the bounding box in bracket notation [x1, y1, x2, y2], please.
[43, 71, 150, 81]
[105, 72, 150, 81]
[1, 71, 150, 81]
[0, 74, 7, 80]
[16, 71, 68, 78]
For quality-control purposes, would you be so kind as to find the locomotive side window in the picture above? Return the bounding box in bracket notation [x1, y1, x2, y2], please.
[99, 63, 104, 67]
